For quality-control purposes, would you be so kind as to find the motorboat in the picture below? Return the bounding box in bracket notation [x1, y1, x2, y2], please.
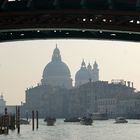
[64, 117, 80, 122]
[80, 117, 93, 125]
[115, 117, 128, 123]
[20, 119, 30, 125]
[44, 117, 56, 126]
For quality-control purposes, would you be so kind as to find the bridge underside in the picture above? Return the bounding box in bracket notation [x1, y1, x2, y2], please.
[1, 29, 140, 42]
[0, 0, 140, 42]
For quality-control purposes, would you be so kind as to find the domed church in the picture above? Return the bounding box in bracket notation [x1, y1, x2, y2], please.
[41, 45, 72, 89]
[22, 45, 100, 117]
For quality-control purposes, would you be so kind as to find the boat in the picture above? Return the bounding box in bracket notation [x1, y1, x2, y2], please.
[115, 117, 128, 123]
[92, 113, 108, 120]
[64, 117, 80, 122]
[20, 119, 30, 125]
[44, 117, 56, 126]
[80, 117, 93, 125]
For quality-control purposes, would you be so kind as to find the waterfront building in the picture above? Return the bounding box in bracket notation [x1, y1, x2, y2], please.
[98, 97, 117, 117]
[117, 97, 140, 118]
[76, 80, 140, 118]
[23, 85, 67, 117]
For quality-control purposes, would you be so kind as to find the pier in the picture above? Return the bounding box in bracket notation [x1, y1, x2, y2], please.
[0, 107, 39, 135]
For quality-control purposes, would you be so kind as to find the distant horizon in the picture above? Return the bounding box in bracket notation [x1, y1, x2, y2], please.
[0, 39, 140, 105]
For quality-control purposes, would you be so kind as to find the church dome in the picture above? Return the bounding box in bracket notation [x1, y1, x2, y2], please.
[41, 46, 72, 89]
[75, 68, 90, 80]
[43, 61, 70, 77]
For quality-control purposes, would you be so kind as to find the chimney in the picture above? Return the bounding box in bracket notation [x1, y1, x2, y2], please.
[124, 81, 126, 86]
[127, 81, 130, 87]
[132, 82, 134, 88]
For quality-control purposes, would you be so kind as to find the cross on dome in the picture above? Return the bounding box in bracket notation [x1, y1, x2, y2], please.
[52, 44, 61, 61]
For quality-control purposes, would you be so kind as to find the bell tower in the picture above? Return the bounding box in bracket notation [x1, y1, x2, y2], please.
[93, 61, 99, 82]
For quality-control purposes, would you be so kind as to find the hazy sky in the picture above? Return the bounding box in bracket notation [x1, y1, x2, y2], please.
[0, 39, 140, 105]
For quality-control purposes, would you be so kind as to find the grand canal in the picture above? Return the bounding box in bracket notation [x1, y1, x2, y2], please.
[1, 119, 140, 140]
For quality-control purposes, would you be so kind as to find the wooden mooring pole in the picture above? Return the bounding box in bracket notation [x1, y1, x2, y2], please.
[36, 111, 38, 129]
[4, 107, 9, 135]
[32, 110, 34, 131]
[9, 114, 16, 130]
[16, 106, 20, 134]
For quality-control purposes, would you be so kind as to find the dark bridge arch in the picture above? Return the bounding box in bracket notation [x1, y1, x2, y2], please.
[0, 0, 140, 42]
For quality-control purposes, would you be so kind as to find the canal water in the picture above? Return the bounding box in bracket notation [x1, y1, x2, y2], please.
[1, 119, 140, 140]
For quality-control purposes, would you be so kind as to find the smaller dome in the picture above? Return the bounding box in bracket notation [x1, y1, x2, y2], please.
[75, 61, 91, 81]
[75, 68, 90, 80]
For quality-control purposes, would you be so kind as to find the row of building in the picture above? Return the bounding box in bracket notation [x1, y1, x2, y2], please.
[22, 80, 140, 118]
